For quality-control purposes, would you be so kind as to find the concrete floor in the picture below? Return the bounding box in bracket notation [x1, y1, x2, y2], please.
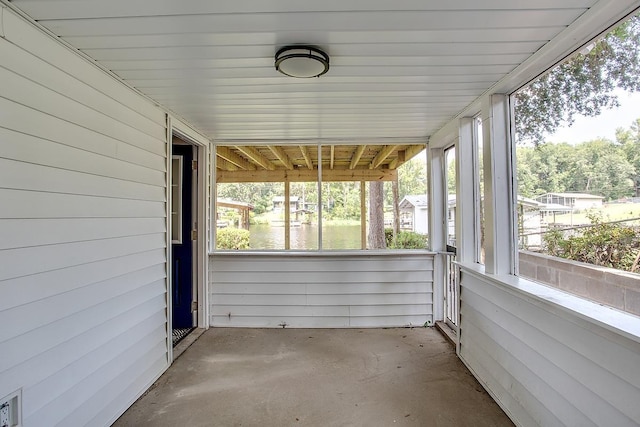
[114, 328, 513, 427]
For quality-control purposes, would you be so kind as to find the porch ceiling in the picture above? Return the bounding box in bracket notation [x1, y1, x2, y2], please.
[11, 0, 600, 143]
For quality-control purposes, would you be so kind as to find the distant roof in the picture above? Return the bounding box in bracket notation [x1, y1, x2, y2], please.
[273, 196, 300, 202]
[217, 199, 253, 209]
[400, 195, 428, 208]
[536, 192, 604, 200]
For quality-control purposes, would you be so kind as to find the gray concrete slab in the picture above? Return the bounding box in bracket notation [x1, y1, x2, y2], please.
[114, 328, 513, 427]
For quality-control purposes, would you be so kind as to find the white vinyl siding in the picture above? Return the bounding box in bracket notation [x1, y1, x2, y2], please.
[458, 268, 640, 427]
[210, 253, 434, 328]
[0, 8, 169, 427]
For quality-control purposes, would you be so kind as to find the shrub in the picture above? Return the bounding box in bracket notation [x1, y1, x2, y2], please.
[543, 213, 640, 271]
[217, 228, 250, 250]
[384, 229, 428, 249]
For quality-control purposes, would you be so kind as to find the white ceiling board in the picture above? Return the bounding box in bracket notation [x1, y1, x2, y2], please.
[7, 0, 612, 143]
[62, 28, 566, 50]
[11, 0, 599, 20]
[31, 10, 588, 36]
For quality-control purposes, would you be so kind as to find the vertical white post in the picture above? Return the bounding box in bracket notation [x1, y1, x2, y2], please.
[456, 118, 477, 264]
[317, 144, 323, 250]
[428, 146, 445, 322]
[284, 181, 291, 250]
[482, 94, 517, 275]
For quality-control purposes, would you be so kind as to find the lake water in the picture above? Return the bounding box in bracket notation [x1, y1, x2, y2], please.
[249, 223, 362, 250]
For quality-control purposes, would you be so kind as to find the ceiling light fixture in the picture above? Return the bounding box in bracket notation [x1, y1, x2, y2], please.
[275, 45, 330, 78]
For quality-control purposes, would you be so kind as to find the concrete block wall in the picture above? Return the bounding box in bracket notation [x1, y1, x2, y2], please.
[519, 251, 640, 316]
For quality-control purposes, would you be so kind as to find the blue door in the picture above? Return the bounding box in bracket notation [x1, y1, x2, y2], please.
[171, 145, 194, 329]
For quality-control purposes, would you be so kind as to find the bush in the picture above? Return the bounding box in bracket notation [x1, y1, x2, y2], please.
[217, 228, 250, 250]
[543, 213, 640, 271]
[390, 231, 429, 249]
[384, 228, 428, 249]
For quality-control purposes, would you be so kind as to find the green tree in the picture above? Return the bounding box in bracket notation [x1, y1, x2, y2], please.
[515, 14, 640, 144]
[617, 118, 640, 196]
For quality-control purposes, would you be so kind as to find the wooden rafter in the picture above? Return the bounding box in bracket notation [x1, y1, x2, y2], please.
[217, 146, 256, 170]
[216, 157, 239, 171]
[217, 168, 397, 183]
[369, 145, 397, 169]
[388, 144, 426, 169]
[235, 146, 276, 170]
[299, 145, 313, 170]
[349, 145, 366, 170]
[268, 145, 294, 170]
[330, 145, 335, 169]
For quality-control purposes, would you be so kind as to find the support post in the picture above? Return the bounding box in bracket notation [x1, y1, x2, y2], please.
[360, 181, 367, 249]
[456, 118, 477, 263]
[285, 181, 291, 250]
[482, 94, 516, 275]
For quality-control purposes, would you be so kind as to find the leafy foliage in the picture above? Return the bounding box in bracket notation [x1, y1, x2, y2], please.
[216, 228, 250, 250]
[385, 228, 428, 249]
[517, 136, 636, 200]
[542, 213, 640, 271]
[515, 14, 640, 144]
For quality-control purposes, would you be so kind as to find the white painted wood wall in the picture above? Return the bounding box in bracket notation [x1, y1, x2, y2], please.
[0, 8, 169, 426]
[459, 267, 640, 427]
[210, 252, 434, 328]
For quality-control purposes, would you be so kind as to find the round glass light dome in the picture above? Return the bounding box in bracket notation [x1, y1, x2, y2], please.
[275, 46, 330, 78]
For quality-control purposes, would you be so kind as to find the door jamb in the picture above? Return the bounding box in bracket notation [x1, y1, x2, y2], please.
[166, 115, 210, 364]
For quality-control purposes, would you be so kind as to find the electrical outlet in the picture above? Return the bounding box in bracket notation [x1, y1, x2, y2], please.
[0, 390, 21, 427]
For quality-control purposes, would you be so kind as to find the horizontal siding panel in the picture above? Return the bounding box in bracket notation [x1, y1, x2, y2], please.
[465, 277, 640, 387]
[0, 96, 165, 171]
[462, 302, 599, 426]
[0, 158, 165, 201]
[460, 272, 640, 426]
[0, 127, 164, 186]
[24, 323, 166, 421]
[213, 305, 350, 317]
[213, 256, 433, 272]
[211, 270, 430, 284]
[0, 248, 165, 311]
[0, 189, 165, 219]
[0, 65, 165, 155]
[0, 217, 165, 250]
[0, 264, 166, 343]
[0, 308, 166, 402]
[462, 280, 640, 424]
[349, 304, 431, 317]
[459, 322, 551, 427]
[0, 39, 166, 140]
[308, 293, 431, 306]
[1, 283, 166, 374]
[212, 282, 432, 295]
[28, 341, 167, 427]
[210, 254, 433, 327]
[211, 316, 350, 328]
[349, 315, 430, 327]
[0, 233, 166, 281]
[1, 9, 171, 427]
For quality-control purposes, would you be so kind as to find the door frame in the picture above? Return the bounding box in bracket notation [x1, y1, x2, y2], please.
[166, 115, 210, 363]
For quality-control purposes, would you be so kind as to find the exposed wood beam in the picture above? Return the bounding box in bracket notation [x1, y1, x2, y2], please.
[330, 145, 335, 170]
[268, 145, 294, 170]
[235, 146, 276, 170]
[216, 157, 239, 171]
[217, 168, 397, 183]
[349, 145, 366, 170]
[299, 145, 313, 170]
[370, 145, 398, 169]
[217, 146, 256, 170]
[388, 144, 427, 169]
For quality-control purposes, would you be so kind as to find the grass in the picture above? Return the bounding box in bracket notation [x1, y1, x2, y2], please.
[551, 202, 640, 225]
